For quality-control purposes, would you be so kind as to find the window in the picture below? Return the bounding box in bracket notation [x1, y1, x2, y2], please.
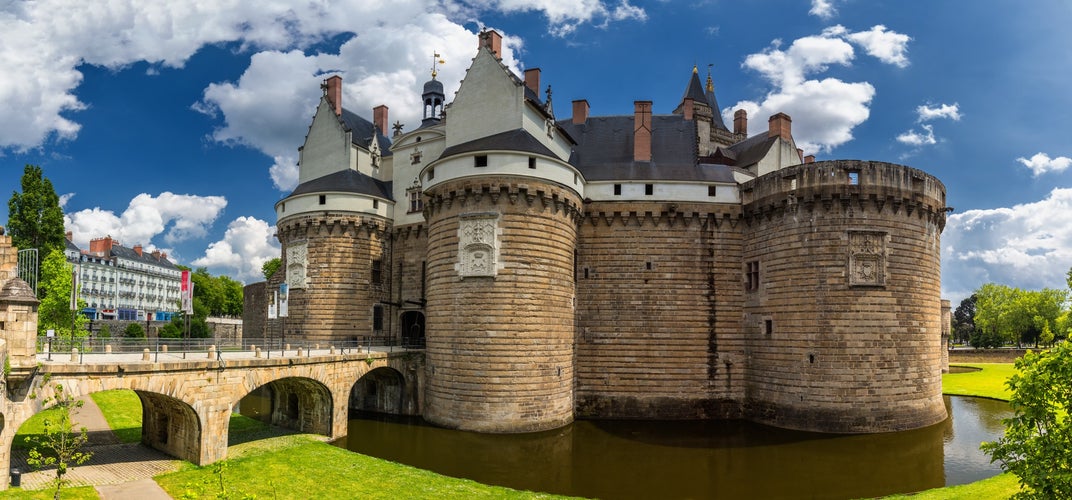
[708, 185, 718, 197]
[645, 184, 654, 195]
[848, 171, 859, 185]
[528, 157, 536, 169]
[373, 305, 384, 331]
[765, 319, 773, 336]
[373, 199, 379, 209]
[371, 259, 383, 284]
[746, 261, 760, 291]
[427, 167, 434, 181]
[411, 150, 422, 165]
[319, 194, 326, 205]
[475, 155, 488, 167]
[613, 184, 622, 195]
[408, 188, 423, 213]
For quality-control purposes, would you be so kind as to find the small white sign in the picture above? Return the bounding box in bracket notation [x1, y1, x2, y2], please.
[46, 329, 55, 338]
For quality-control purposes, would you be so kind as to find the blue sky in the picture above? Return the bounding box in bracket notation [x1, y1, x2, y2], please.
[2, 0, 1071, 305]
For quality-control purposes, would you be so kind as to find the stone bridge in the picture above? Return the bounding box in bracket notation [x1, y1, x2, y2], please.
[0, 348, 425, 489]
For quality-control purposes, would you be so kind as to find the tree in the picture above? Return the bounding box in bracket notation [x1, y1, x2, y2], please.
[158, 322, 182, 339]
[262, 257, 282, 281]
[123, 322, 145, 338]
[973, 284, 1067, 348]
[97, 324, 110, 339]
[7, 165, 66, 289]
[952, 294, 977, 345]
[36, 249, 87, 338]
[983, 341, 1072, 498]
[26, 379, 92, 499]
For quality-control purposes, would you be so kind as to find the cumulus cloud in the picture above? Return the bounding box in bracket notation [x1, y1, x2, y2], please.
[896, 124, 936, 146]
[58, 192, 75, 208]
[724, 25, 909, 154]
[845, 25, 911, 68]
[809, 0, 837, 19]
[942, 188, 1072, 303]
[917, 102, 961, 122]
[191, 216, 280, 283]
[64, 192, 227, 249]
[1016, 152, 1072, 177]
[0, 0, 644, 154]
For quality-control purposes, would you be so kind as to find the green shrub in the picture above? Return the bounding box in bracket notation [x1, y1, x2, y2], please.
[97, 324, 111, 339]
[122, 323, 145, 339]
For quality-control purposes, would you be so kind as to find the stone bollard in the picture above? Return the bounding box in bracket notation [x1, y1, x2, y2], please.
[105, 345, 112, 354]
[70, 348, 79, 362]
[297, 346, 304, 357]
[330, 346, 336, 355]
[315, 343, 320, 350]
[285, 343, 291, 351]
[162, 344, 168, 353]
[255, 347, 262, 358]
[143, 348, 151, 361]
[250, 344, 256, 352]
[208, 344, 216, 359]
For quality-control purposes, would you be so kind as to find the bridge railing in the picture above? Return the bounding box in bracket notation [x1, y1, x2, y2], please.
[35, 335, 425, 363]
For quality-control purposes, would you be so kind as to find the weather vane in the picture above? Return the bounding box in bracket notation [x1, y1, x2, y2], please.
[431, 52, 445, 79]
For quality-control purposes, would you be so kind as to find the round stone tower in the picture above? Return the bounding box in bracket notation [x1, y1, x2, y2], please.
[740, 160, 948, 433]
[420, 152, 583, 432]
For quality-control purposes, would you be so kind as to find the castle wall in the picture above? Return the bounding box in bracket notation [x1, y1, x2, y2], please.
[740, 160, 947, 433]
[574, 202, 746, 419]
[422, 178, 581, 432]
[390, 224, 429, 343]
[276, 213, 392, 344]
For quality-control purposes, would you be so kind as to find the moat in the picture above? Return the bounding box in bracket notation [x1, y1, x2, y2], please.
[331, 396, 1008, 500]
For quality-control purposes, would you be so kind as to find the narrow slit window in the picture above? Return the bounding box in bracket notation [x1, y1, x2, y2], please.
[528, 157, 537, 169]
[318, 194, 326, 205]
[613, 184, 622, 195]
[645, 184, 654, 195]
[475, 155, 488, 167]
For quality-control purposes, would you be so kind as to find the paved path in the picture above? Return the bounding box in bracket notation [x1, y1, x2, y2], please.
[11, 395, 179, 497]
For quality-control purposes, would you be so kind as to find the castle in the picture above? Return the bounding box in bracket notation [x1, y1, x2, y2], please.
[248, 30, 950, 434]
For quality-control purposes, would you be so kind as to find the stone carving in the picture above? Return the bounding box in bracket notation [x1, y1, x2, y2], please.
[456, 213, 501, 278]
[848, 231, 886, 286]
[286, 242, 308, 289]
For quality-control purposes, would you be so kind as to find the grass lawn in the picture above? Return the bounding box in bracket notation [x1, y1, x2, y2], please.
[0, 486, 98, 499]
[89, 390, 142, 443]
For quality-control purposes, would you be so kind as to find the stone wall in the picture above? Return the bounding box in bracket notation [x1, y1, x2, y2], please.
[390, 225, 429, 343]
[574, 202, 745, 419]
[739, 160, 948, 433]
[242, 282, 268, 342]
[422, 178, 581, 432]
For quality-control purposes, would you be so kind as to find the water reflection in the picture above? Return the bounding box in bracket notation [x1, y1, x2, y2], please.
[328, 395, 1008, 500]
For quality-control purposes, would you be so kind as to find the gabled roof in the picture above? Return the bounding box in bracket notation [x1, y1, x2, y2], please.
[557, 115, 734, 183]
[438, 129, 558, 161]
[286, 168, 393, 201]
[340, 108, 393, 157]
[727, 132, 778, 168]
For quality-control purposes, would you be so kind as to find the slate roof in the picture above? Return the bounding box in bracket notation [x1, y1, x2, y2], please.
[286, 168, 393, 201]
[340, 108, 393, 156]
[438, 129, 558, 161]
[109, 244, 180, 270]
[65, 238, 81, 253]
[726, 132, 777, 168]
[558, 115, 735, 183]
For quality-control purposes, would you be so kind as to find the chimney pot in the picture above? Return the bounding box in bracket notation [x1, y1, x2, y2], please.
[572, 100, 590, 124]
[524, 68, 541, 95]
[634, 101, 653, 162]
[479, 30, 503, 59]
[373, 105, 389, 136]
[768, 112, 792, 141]
[734, 109, 748, 135]
[325, 75, 343, 117]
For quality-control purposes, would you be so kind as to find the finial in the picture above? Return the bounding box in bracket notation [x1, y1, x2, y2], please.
[392, 120, 404, 137]
[431, 52, 445, 79]
[692, 64, 698, 74]
[706, 64, 714, 92]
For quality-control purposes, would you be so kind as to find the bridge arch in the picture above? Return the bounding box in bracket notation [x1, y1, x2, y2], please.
[135, 390, 201, 461]
[237, 376, 333, 436]
[350, 367, 406, 414]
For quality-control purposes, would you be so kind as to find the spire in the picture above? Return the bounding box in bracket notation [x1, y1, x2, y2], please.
[706, 64, 714, 92]
[705, 65, 728, 131]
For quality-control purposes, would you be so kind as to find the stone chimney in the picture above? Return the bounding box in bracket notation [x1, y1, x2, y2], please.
[734, 109, 748, 135]
[682, 98, 694, 121]
[373, 105, 389, 136]
[133, 245, 143, 257]
[768, 112, 792, 141]
[572, 100, 589, 124]
[634, 101, 653, 162]
[479, 29, 503, 59]
[524, 68, 540, 95]
[325, 75, 343, 117]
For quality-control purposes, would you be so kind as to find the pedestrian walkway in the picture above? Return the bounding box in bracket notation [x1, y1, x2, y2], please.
[10, 395, 180, 497]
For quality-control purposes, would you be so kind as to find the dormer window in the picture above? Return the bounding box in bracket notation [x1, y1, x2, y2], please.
[475, 155, 488, 168]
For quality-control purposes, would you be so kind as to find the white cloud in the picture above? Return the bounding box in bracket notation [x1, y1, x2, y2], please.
[58, 192, 75, 208]
[896, 124, 936, 146]
[64, 192, 227, 249]
[917, 102, 961, 122]
[1016, 152, 1072, 177]
[809, 0, 837, 19]
[191, 216, 280, 283]
[0, 0, 643, 154]
[845, 25, 911, 68]
[942, 188, 1072, 303]
[725, 25, 909, 154]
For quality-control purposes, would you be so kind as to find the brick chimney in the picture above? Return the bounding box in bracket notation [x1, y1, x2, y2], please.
[89, 236, 115, 255]
[634, 101, 653, 162]
[325, 75, 343, 116]
[524, 68, 540, 95]
[133, 245, 143, 257]
[572, 100, 589, 124]
[373, 105, 389, 136]
[682, 98, 694, 121]
[768, 112, 792, 141]
[804, 155, 816, 164]
[65, 231, 73, 241]
[734, 109, 748, 135]
[479, 29, 503, 59]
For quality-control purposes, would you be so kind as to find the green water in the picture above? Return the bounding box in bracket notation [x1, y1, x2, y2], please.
[331, 396, 1009, 500]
